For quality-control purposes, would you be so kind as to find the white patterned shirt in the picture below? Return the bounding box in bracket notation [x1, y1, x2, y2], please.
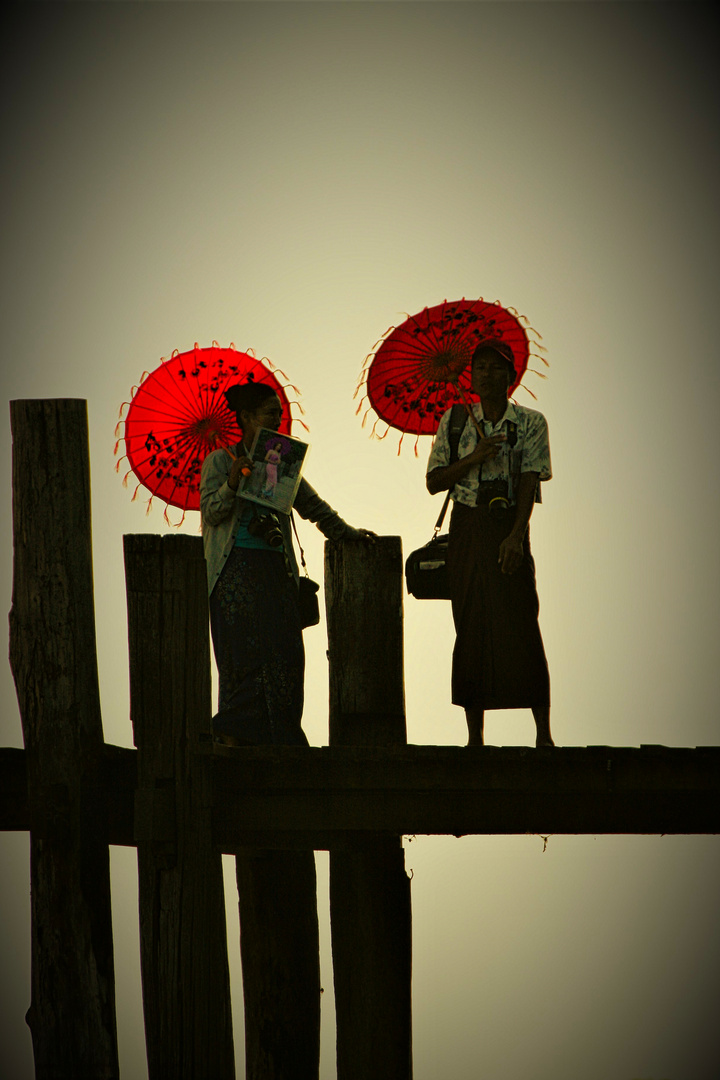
[426, 401, 552, 508]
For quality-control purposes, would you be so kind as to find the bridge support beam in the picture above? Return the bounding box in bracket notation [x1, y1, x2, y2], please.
[326, 536, 413, 1080]
[125, 534, 235, 1079]
[9, 399, 119, 1080]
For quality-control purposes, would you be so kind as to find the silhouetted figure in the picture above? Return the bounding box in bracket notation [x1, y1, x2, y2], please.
[200, 380, 370, 746]
[426, 340, 554, 747]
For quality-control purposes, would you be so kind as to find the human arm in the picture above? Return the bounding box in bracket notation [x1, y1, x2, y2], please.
[426, 435, 506, 495]
[200, 448, 253, 526]
[294, 479, 374, 540]
[497, 471, 539, 574]
[498, 410, 551, 573]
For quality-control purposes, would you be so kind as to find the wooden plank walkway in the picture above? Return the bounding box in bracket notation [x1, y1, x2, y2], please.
[3, 743, 718, 845]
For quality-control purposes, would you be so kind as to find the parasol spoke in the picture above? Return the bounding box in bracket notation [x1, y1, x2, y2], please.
[123, 442, 198, 492]
[126, 377, 208, 426]
[164, 348, 225, 421]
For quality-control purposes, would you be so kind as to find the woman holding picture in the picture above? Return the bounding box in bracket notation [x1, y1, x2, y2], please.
[200, 380, 371, 746]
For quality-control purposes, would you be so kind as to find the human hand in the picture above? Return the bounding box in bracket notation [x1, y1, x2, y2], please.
[345, 527, 377, 541]
[466, 433, 506, 466]
[498, 533, 524, 575]
[228, 454, 253, 491]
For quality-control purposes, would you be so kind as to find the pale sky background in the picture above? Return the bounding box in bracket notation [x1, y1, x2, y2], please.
[2, 3, 719, 1078]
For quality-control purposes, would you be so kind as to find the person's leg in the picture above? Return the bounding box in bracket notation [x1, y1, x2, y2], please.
[532, 705, 554, 748]
[465, 705, 485, 746]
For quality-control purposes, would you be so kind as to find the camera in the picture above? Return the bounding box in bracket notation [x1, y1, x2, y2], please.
[247, 512, 284, 548]
[488, 496, 510, 518]
[479, 479, 510, 517]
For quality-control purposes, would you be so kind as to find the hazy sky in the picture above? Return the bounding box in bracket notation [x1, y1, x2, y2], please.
[2, 3, 719, 1078]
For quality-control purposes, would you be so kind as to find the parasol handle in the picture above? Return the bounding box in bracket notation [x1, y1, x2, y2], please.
[454, 384, 484, 439]
[223, 446, 252, 476]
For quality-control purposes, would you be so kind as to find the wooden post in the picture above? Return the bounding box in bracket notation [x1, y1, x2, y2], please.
[324, 536, 413, 1080]
[124, 534, 234, 1079]
[9, 399, 119, 1079]
[235, 849, 321, 1079]
[325, 536, 406, 746]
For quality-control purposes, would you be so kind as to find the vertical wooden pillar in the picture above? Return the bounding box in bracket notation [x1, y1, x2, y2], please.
[325, 536, 406, 747]
[9, 399, 119, 1079]
[324, 536, 413, 1080]
[124, 534, 234, 1079]
[236, 849, 321, 1080]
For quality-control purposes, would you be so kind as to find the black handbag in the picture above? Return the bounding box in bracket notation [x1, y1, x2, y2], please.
[405, 497, 452, 600]
[291, 514, 321, 628]
[405, 403, 468, 601]
[298, 576, 320, 628]
[405, 526, 451, 599]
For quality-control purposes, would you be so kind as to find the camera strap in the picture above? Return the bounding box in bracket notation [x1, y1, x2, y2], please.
[290, 512, 310, 577]
[433, 403, 470, 537]
[476, 417, 517, 505]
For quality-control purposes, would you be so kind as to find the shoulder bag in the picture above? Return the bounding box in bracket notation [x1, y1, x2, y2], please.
[404, 404, 467, 600]
[291, 513, 321, 628]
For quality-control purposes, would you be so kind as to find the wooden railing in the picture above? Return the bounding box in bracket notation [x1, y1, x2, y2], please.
[4, 399, 719, 1079]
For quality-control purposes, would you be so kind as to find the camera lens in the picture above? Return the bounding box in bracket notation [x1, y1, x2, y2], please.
[488, 497, 509, 518]
[247, 513, 284, 548]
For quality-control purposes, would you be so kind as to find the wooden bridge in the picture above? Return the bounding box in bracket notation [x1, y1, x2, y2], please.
[3, 399, 718, 1079]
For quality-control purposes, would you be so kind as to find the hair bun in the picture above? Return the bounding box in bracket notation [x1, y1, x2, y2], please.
[223, 384, 243, 412]
[223, 380, 278, 418]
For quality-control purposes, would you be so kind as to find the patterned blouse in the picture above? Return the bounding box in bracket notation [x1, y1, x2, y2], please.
[426, 401, 552, 508]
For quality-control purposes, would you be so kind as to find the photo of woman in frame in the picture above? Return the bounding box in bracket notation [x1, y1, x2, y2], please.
[239, 427, 309, 514]
[261, 437, 284, 499]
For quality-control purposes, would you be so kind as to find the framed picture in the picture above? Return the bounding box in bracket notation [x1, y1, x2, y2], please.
[237, 427, 310, 515]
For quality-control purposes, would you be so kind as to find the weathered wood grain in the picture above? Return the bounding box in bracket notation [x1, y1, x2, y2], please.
[9, 398, 119, 1079]
[124, 533, 234, 1079]
[4, 744, 720, 842]
[325, 536, 406, 746]
[5, 402, 720, 1080]
[235, 849, 321, 1080]
[325, 536, 413, 1080]
[208, 745, 720, 840]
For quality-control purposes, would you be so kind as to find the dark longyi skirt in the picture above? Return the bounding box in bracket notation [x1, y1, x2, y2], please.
[447, 501, 550, 710]
[209, 547, 308, 745]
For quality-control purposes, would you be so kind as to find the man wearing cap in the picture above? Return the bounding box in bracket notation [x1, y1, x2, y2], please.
[426, 340, 554, 747]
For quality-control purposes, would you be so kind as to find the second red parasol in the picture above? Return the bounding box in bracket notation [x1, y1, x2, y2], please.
[355, 298, 546, 453]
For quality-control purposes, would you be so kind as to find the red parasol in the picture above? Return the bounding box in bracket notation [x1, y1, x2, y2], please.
[263, 433, 292, 455]
[115, 342, 304, 523]
[355, 298, 547, 453]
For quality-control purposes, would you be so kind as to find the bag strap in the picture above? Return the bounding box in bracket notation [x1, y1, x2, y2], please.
[433, 404, 470, 536]
[290, 512, 310, 576]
